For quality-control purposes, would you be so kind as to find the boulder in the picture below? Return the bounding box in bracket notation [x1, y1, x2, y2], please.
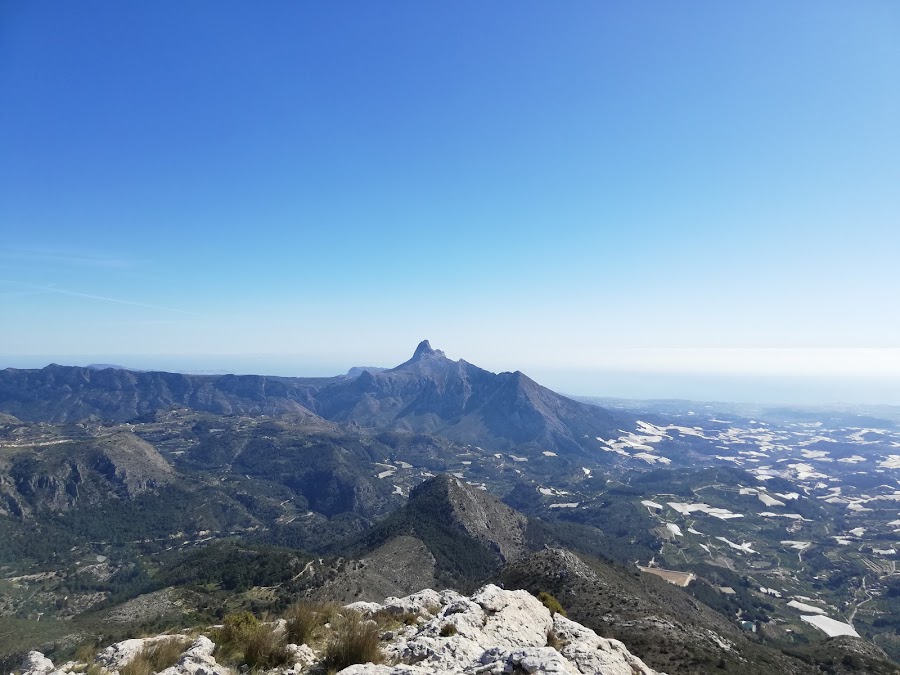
[382, 589, 443, 617]
[19, 652, 54, 675]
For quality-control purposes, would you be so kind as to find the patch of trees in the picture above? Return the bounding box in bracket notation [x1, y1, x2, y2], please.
[162, 543, 305, 592]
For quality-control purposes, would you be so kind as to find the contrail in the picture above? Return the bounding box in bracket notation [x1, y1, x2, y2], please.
[0, 280, 200, 316]
[0, 249, 134, 269]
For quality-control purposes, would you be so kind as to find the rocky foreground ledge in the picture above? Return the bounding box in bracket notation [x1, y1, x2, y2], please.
[15, 585, 660, 675]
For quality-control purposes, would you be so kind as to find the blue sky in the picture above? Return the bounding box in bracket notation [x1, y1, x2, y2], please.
[1, 2, 899, 402]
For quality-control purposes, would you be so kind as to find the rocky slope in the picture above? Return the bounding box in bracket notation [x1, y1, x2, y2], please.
[350, 474, 532, 588]
[499, 548, 831, 675]
[16, 585, 660, 675]
[0, 432, 174, 517]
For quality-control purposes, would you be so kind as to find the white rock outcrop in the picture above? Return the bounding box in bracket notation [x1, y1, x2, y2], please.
[96, 636, 182, 671]
[347, 584, 659, 675]
[19, 651, 55, 675]
[157, 636, 231, 675]
[17, 585, 659, 675]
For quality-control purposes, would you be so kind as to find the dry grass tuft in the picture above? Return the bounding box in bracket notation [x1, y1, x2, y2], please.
[121, 637, 189, 675]
[546, 629, 567, 651]
[213, 611, 290, 670]
[144, 638, 189, 671]
[242, 624, 290, 671]
[120, 654, 151, 675]
[73, 644, 97, 664]
[284, 600, 338, 645]
[439, 623, 457, 637]
[372, 608, 420, 629]
[323, 611, 382, 672]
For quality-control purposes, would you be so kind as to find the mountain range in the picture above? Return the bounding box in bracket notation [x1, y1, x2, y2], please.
[0, 341, 626, 457]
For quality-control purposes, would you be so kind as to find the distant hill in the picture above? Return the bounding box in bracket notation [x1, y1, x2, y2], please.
[0, 363, 327, 422]
[342, 365, 387, 378]
[0, 341, 629, 458]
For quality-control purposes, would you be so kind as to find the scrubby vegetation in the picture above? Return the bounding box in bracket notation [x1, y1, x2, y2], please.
[213, 611, 290, 670]
[163, 543, 306, 593]
[354, 486, 502, 589]
[537, 591, 566, 617]
[323, 611, 382, 672]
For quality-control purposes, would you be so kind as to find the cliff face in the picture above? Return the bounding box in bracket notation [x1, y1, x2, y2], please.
[0, 432, 174, 517]
[17, 585, 660, 675]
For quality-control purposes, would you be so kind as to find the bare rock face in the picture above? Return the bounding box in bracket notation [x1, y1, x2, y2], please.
[157, 636, 231, 675]
[346, 584, 661, 675]
[19, 651, 55, 675]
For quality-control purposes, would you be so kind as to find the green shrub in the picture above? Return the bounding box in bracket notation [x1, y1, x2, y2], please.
[221, 611, 260, 646]
[323, 612, 382, 671]
[537, 591, 566, 617]
[439, 623, 457, 637]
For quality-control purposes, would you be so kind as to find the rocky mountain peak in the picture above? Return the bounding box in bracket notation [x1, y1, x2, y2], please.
[408, 474, 528, 563]
[411, 339, 446, 360]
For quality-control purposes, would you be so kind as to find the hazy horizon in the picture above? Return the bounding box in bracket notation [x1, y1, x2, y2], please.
[2, 3, 898, 406]
[4, 347, 900, 407]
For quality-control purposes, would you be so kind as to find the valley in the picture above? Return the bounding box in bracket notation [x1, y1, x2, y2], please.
[1, 343, 898, 674]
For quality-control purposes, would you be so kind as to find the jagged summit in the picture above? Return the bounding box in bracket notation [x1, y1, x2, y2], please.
[388, 340, 452, 373]
[411, 339, 447, 360]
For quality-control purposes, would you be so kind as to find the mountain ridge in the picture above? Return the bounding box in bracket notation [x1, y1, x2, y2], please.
[0, 342, 628, 458]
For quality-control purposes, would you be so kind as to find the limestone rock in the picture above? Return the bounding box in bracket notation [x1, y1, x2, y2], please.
[382, 589, 443, 617]
[553, 614, 656, 675]
[371, 584, 661, 675]
[157, 636, 230, 675]
[285, 643, 317, 670]
[96, 638, 155, 670]
[32, 585, 658, 675]
[345, 601, 384, 615]
[20, 651, 55, 675]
